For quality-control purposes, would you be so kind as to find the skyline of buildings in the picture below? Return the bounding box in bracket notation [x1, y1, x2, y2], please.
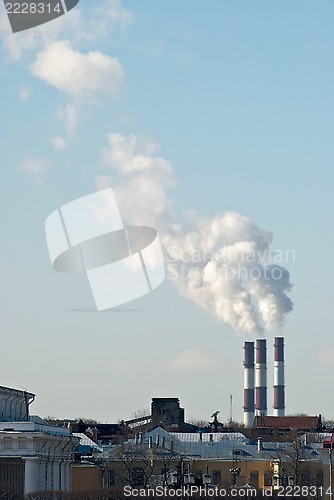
[0, 382, 333, 497]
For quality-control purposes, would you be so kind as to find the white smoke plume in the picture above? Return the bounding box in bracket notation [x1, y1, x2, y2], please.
[96, 133, 293, 334]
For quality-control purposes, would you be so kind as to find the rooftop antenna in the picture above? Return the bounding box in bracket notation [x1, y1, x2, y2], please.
[229, 394, 233, 424]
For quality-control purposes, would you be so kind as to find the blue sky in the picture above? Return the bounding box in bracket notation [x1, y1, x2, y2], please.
[1, 0, 334, 424]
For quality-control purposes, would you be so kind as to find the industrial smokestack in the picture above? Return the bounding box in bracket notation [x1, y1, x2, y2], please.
[243, 341, 255, 427]
[255, 339, 267, 417]
[274, 337, 285, 416]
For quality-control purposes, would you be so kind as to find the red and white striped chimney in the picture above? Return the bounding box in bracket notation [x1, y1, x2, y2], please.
[255, 339, 267, 417]
[243, 341, 255, 427]
[274, 337, 285, 416]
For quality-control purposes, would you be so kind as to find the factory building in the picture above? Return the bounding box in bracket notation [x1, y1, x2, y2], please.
[151, 398, 197, 432]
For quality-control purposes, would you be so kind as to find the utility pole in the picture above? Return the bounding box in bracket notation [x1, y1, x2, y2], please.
[230, 466, 241, 488]
[327, 432, 334, 500]
[330, 446, 333, 500]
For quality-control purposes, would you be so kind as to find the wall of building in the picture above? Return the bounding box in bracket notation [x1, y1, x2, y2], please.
[99, 453, 324, 491]
[190, 459, 270, 489]
[151, 398, 184, 428]
[72, 464, 102, 491]
[0, 425, 77, 495]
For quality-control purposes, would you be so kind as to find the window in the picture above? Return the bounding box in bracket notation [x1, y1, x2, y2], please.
[300, 469, 310, 486]
[264, 470, 272, 486]
[212, 470, 221, 485]
[131, 467, 145, 486]
[105, 468, 115, 487]
[18, 439, 27, 450]
[3, 439, 12, 450]
[233, 449, 251, 457]
[0, 458, 25, 495]
[315, 469, 323, 487]
[249, 470, 259, 488]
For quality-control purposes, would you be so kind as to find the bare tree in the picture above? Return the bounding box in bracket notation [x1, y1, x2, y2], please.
[158, 452, 178, 487]
[270, 437, 323, 488]
[186, 419, 210, 428]
[108, 443, 155, 488]
[0, 483, 22, 500]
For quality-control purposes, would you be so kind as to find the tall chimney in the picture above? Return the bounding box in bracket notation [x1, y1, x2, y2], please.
[243, 341, 255, 427]
[273, 337, 285, 416]
[255, 339, 267, 417]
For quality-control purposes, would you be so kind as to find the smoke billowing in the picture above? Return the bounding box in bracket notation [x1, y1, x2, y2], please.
[96, 133, 293, 334]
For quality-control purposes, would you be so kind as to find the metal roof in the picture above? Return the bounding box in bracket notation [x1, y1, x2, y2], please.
[73, 433, 103, 452]
[255, 416, 320, 429]
[101, 427, 321, 463]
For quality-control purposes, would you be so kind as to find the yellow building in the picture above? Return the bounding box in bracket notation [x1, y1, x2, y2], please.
[72, 428, 326, 494]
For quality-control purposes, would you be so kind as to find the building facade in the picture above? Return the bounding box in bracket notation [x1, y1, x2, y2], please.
[74, 427, 324, 493]
[0, 386, 78, 496]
